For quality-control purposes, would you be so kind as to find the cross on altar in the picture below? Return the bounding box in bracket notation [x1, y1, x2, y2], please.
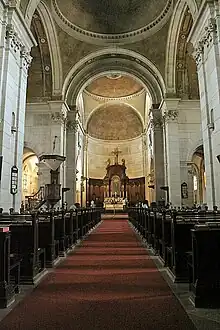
[111, 147, 122, 164]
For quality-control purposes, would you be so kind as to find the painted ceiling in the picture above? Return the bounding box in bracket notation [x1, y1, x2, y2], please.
[85, 75, 144, 98]
[54, 0, 169, 34]
[87, 103, 143, 140]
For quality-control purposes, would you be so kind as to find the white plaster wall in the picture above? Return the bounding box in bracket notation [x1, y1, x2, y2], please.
[87, 135, 144, 179]
[25, 102, 68, 187]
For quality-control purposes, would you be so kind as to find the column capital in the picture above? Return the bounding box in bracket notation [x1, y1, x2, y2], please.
[163, 110, 178, 123]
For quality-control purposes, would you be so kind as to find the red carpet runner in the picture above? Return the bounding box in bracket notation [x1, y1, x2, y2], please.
[0, 218, 195, 330]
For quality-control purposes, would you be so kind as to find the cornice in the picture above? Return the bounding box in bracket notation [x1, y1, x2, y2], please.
[83, 88, 146, 102]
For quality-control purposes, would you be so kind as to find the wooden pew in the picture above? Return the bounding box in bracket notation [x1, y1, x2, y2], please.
[0, 214, 46, 284]
[38, 212, 60, 267]
[0, 227, 21, 308]
[190, 222, 220, 308]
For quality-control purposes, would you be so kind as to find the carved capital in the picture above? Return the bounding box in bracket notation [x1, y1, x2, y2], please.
[5, 24, 23, 53]
[21, 47, 32, 70]
[163, 110, 178, 122]
[150, 117, 163, 128]
[193, 18, 217, 66]
[51, 111, 66, 124]
[66, 119, 78, 133]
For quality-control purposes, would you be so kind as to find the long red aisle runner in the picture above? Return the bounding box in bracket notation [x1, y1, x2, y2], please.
[0, 218, 196, 330]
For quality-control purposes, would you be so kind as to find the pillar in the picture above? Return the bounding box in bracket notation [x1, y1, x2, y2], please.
[0, 2, 36, 211]
[150, 108, 165, 203]
[66, 110, 77, 207]
[162, 99, 181, 206]
[189, 2, 220, 208]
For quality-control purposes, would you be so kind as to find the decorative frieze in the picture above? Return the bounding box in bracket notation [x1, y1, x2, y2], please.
[163, 110, 178, 122]
[193, 18, 217, 66]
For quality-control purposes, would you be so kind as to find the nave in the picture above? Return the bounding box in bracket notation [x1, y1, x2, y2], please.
[0, 214, 197, 330]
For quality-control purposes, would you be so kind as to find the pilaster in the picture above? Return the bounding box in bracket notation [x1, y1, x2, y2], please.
[188, 1, 220, 208]
[161, 99, 181, 206]
[66, 108, 77, 206]
[0, 2, 36, 211]
[149, 107, 165, 202]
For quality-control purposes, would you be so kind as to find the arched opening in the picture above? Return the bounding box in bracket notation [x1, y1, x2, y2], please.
[191, 145, 206, 205]
[22, 148, 39, 207]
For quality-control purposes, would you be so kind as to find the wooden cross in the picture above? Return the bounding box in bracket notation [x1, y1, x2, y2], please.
[111, 147, 122, 164]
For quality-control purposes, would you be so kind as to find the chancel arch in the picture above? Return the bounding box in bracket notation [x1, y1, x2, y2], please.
[63, 48, 166, 105]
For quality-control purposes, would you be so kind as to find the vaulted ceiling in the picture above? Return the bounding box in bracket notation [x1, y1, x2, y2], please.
[87, 104, 143, 140]
[85, 74, 143, 98]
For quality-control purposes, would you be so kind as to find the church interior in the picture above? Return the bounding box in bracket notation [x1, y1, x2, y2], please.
[0, 0, 220, 329]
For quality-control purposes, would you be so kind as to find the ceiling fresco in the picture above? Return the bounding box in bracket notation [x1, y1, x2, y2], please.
[85, 75, 144, 98]
[87, 103, 143, 140]
[55, 0, 168, 34]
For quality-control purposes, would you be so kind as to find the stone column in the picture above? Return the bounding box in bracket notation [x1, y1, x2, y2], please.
[0, 3, 36, 211]
[150, 108, 165, 203]
[162, 99, 181, 206]
[66, 111, 77, 207]
[189, 4, 220, 208]
[49, 102, 68, 189]
[82, 134, 88, 206]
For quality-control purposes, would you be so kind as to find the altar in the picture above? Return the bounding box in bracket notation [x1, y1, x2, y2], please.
[87, 147, 145, 207]
[104, 197, 124, 211]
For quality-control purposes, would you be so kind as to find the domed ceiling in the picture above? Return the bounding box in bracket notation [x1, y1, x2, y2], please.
[87, 104, 143, 140]
[55, 0, 168, 34]
[51, 0, 173, 43]
[85, 74, 143, 98]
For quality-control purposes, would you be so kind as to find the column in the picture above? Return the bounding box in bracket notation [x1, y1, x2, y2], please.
[49, 101, 68, 189]
[66, 110, 77, 207]
[151, 108, 165, 202]
[162, 99, 181, 206]
[0, 3, 36, 211]
[82, 134, 88, 206]
[189, 3, 220, 208]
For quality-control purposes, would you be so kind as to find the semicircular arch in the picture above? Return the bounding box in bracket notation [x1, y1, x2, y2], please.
[64, 48, 166, 105]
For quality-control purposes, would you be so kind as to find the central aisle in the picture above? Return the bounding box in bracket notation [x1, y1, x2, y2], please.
[0, 217, 195, 330]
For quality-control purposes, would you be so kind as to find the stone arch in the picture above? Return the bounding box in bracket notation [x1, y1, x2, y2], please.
[37, 1, 63, 98]
[63, 48, 166, 106]
[165, 0, 198, 95]
[24, 0, 41, 27]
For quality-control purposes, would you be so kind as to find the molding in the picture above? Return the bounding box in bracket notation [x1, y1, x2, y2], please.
[83, 87, 145, 102]
[51, 0, 173, 45]
[37, 1, 63, 97]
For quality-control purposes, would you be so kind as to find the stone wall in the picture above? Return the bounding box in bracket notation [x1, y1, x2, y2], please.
[87, 136, 144, 179]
